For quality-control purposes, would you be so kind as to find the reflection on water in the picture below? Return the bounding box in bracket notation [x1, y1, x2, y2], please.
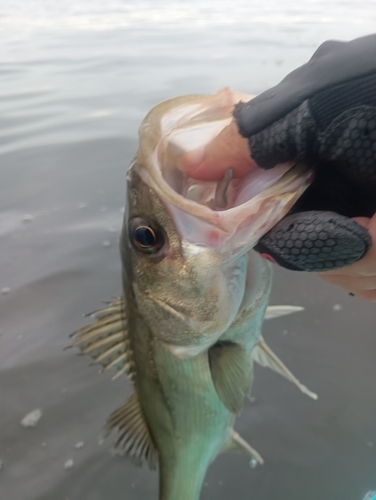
[2, 0, 375, 31]
[1, 1, 376, 499]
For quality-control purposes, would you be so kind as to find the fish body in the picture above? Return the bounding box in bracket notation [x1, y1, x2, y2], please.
[72, 89, 315, 500]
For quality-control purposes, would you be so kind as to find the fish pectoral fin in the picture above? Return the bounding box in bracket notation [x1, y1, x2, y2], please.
[226, 430, 264, 465]
[251, 337, 318, 400]
[209, 342, 252, 414]
[104, 391, 158, 470]
[69, 297, 134, 380]
[264, 305, 304, 320]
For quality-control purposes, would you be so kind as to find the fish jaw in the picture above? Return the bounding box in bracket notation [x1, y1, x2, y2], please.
[136, 88, 313, 257]
[155, 243, 249, 358]
[130, 234, 248, 357]
[125, 166, 252, 356]
[163, 162, 312, 258]
[125, 88, 312, 356]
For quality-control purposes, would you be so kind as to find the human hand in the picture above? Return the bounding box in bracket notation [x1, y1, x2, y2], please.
[180, 35, 376, 295]
[241, 34, 376, 274]
[319, 214, 376, 301]
[179, 119, 257, 181]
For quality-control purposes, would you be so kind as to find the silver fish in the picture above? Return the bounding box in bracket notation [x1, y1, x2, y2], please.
[71, 88, 316, 500]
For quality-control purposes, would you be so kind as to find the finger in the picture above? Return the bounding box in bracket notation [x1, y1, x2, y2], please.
[319, 273, 376, 290]
[350, 289, 376, 302]
[322, 213, 376, 277]
[255, 211, 371, 272]
[179, 121, 257, 181]
[352, 216, 373, 228]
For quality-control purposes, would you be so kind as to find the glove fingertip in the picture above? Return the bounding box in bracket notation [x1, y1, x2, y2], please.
[255, 211, 371, 272]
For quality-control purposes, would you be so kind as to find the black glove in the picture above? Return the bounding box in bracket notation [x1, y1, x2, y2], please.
[233, 34, 376, 272]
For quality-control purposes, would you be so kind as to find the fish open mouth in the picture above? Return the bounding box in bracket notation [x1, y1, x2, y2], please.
[162, 159, 296, 212]
[137, 88, 313, 253]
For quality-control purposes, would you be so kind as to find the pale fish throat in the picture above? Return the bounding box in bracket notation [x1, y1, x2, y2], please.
[162, 340, 216, 359]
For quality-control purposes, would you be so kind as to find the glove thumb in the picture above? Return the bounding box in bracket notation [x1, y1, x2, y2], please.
[254, 211, 371, 272]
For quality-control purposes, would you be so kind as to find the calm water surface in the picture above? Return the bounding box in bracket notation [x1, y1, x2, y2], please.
[1, 1, 376, 499]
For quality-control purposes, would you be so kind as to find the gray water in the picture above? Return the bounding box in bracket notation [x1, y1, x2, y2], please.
[1, 2, 376, 499]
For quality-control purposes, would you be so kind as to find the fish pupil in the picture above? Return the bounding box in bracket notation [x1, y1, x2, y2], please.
[129, 217, 166, 255]
[135, 226, 156, 248]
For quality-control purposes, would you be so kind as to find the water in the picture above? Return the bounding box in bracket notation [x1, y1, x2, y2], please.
[1, 1, 376, 499]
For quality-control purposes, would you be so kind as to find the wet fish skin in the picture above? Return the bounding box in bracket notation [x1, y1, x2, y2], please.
[125, 167, 250, 354]
[71, 89, 316, 500]
[121, 166, 271, 499]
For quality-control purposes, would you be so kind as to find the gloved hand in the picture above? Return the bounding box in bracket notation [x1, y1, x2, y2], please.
[318, 214, 376, 302]
[232, 33, 376, 273]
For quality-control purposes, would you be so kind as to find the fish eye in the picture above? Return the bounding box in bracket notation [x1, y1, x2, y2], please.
[129, 218, 165, 255]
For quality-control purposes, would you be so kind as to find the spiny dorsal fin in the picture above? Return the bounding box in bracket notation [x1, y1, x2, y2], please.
[228, 430, 264, 465]
[209, 342, 252, 414]
[70, 297, 134, 381]
[251, 337, 318, 400]
[264, 305, 304, 320]
[104, 391, 158, 470]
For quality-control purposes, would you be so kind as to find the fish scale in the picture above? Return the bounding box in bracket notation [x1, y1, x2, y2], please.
[70, 89, 316, 500]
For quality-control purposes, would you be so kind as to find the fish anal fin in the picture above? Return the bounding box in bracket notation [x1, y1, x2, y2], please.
[264, 305, 304, 320]
[209, 342, 252, 414]
[227, 430, 264, 465]
[252, 337, 318, 400]
[105, 392, 158, 470]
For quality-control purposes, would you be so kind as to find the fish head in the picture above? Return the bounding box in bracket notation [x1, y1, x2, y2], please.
[124, 166, 247, 357]
[122, 88, 313, 357]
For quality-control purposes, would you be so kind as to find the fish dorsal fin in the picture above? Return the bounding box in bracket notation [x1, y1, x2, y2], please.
[264, 305, 304, 320]
[251, 337, 318, 400]
[209, 342, 252, 414]
[70, 297, 134, 381]
[105, 391, 158, 470]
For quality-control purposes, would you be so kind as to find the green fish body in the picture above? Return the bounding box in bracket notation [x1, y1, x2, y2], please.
[71, 89, 316, 500]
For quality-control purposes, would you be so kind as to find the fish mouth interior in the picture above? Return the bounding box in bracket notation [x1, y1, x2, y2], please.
[141, 89, 313, 252]
[154, 103, 297, 212]
[160, 156, 294, 212]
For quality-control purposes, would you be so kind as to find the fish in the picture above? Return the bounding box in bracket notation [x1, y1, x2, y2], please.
[70, 88, 316, 500]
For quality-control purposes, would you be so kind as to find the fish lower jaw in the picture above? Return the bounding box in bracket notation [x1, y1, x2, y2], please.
[159, 308, 240, 359]
[145, 162, 312, 254]
[161, 340, 213, 359]
[156, 314, 225, 359]
[149, 295, 239, 358]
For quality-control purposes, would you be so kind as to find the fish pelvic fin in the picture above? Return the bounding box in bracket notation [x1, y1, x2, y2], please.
[251, 337, 318, 400]
[69, 297, 135, 381]
[264, 305, 304, 320]
[209, 342, 252, 414]
[228, 430, 264, 465]
[104, 391, 158, 470]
